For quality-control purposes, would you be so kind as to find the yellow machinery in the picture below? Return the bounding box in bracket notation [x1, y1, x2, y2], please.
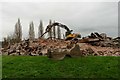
[41, 22, 81, 40]
[66, 33, 81, 40]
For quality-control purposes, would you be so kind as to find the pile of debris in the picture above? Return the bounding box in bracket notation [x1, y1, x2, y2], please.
[1, 32, 120, 60]
[81, 32, 120, 48]
[79, 43, 120, 56]
[1, 39, 68, 56]
[2, 39, 41, 56]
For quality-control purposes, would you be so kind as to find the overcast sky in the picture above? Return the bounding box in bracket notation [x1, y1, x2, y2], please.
[0, 2, 118, 41]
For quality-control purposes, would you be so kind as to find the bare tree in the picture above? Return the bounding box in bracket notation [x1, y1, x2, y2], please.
[48, 20, 52, 39]
[18, 18, 22, 41]
[52, 21, 56, 39]
[29, 21, 35, 40]
[63, 34, 65, 39]
[2, 34, 15, 48]
[2, 37, 8, 48]
[57, 26, 61, 39]
[14, 18, 22, 42]
[38, 20, 44, 38]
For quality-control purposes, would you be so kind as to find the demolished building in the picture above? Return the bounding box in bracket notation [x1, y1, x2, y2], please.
[1, 32, 120, 60]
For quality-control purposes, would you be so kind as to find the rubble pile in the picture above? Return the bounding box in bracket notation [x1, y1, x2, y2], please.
[82, 32, 120, 48]
[1, 39, 42, 56]
[1, 39, 69, 56]
[79, 43, 120, 56]
[1, 32, 120, 60]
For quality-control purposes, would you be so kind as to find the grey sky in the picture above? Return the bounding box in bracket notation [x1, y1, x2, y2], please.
[0, 2, 118, 41]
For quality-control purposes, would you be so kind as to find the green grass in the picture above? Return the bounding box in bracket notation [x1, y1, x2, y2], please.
[0, 56, 2, 79]
[2, 56, 119, 79]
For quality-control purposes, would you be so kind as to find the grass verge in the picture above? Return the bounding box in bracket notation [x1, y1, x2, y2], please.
[2, 56, 119, 79]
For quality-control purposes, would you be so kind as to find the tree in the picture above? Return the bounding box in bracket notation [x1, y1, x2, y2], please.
[14, 18, 22, 42]
[38, 20, 44, 38]
[48, 20, 52, 39]
[63, 34, 65, 39]
[52, 21, 56, 39]
[2, 37, 8, 48]
[57, 26, 61, 39]
[2, 34, 16, 48]
[29, 21, 35, 40]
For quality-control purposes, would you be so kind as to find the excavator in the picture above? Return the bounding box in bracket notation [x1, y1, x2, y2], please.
[40, 22, 81, 41]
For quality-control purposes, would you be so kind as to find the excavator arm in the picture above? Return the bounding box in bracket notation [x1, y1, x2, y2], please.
[41, 22, 73, 37]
